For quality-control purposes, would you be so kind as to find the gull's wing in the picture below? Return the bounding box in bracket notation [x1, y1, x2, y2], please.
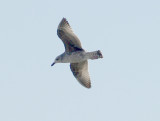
[70, 61, 91, 88]
[57, 18, 83, 52]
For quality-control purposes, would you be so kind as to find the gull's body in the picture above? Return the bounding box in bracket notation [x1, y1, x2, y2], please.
[51, 18, 103, 88]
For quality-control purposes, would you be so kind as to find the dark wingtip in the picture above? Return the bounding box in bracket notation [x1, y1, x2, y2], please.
[84, 82, 91, 89]
[86, 85, 91, 89]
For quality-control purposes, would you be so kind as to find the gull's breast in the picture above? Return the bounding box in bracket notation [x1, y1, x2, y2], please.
[62, 51, 88, 63]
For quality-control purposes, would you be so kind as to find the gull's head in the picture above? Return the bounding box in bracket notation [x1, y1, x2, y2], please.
[51, 55, 62, 66]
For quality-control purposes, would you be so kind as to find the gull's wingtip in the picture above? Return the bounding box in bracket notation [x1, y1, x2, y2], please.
[86, 84, 91, 89]
[58, 17, 71, 29]
[62, 17, 67, 20]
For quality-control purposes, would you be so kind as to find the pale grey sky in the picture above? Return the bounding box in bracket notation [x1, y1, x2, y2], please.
[0, 0, 160, 121]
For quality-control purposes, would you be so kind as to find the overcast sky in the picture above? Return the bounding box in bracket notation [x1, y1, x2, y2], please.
[0, 0, 160, 121]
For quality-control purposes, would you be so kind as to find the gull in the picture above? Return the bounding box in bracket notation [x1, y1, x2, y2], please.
[51, 18, 103, 88]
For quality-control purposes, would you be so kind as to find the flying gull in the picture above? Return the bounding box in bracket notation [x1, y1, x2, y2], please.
[51, 18, 103, 88]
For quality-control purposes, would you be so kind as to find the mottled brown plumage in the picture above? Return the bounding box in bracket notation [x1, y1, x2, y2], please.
[52, 18, 103, 88]
[57, 18, 91, 88]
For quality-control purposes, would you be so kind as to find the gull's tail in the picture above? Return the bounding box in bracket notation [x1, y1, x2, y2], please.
[87, 50, 103, 60]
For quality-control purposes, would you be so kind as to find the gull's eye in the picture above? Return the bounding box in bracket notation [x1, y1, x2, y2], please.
[56, 58, 59, 61]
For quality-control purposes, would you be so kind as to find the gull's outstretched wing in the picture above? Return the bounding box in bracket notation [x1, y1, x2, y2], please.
[70, 61, 91, 88]
[57, 18, 83, 52]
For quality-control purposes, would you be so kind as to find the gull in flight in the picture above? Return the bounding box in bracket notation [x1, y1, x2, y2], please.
[51, 18, 103, 88]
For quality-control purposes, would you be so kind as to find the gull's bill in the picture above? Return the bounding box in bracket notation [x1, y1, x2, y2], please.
[51, 62, 55, 66]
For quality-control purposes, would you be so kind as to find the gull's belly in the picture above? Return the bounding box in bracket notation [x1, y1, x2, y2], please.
[63, 51, 87, 63]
